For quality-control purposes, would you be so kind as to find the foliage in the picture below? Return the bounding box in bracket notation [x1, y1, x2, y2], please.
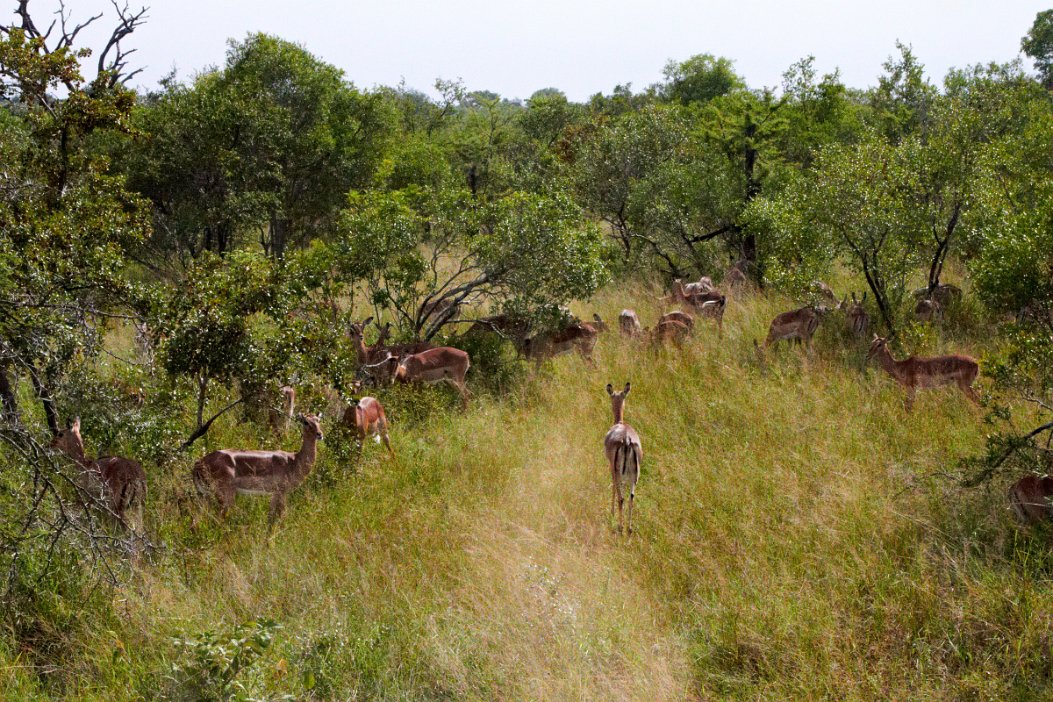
[336, 186, 608, 339]
[1022, 9, 1053, 88]
[170, 619, 279, 701]
[661, 54, 745, 105]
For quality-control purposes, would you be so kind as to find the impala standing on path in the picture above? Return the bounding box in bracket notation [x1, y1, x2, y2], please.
[604, 382, 642, 536]
[50, 417, 147, 532]
[193, 413, 324, 526]
[866, 336, 980, 412]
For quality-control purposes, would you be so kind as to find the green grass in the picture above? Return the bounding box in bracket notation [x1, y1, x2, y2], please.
[4, 282, 1052, 700]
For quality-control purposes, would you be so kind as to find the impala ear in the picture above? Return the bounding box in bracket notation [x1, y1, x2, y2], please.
[363, 316, 374, 327]
[296, 412, 306, 424]
[605, 383, 614, 396]
[623, 382, 631, 395]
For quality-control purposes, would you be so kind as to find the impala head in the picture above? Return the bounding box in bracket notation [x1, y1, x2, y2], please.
[394, 353, 411, 381]
[348, 316, 375, 343]
[867, 335, 889, 361]
[50, 416, 85, 455]
[297, 412, 324, 441]
[606, 381, 631, 422]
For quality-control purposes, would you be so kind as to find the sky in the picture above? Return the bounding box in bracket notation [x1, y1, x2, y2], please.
[16, 0, 1049, 100]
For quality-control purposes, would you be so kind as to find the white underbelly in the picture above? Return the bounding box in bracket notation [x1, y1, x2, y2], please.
[236, 488, 274, 497]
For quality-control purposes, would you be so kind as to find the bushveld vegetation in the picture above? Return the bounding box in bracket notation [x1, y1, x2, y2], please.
[1, 2, 1053, 699]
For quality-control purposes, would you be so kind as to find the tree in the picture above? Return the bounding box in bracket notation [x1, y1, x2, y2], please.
[573, 105, 686, 256]
[1022, 9, 1053, 88]
[335, 187, 608, 341]
[767, 137, 926, 333]
[661, 54, 745, 105]
[124, 34, 397, 261]
[869, 41, 937, 142]
[0, 5, 151, 432]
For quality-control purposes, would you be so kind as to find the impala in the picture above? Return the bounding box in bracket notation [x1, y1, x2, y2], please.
[659, 309, 694, 331]
[604, 382, 642, 535]
[846, 292, 871, 339]
[866, 335, 980, 411]
[649, 318, 691, 347]
[619, 309, 643, 337]
[1008, 474, 1053, 523]
[51, 417, 146, 531]
[193, 413, 324, 526]
[394, 346, 472, 408]
[759, 305, 822, 353]
[523, 321, 599, 364]
[467, 313, 532, 343]
[724, 266, 748, 289]
[342, 395, 394, 456]
[690, 292, 727, 336]
[812, 280, 839, 307]
[914, 298, 942, 323]
[351, 318, 432, 382]
[913, 283, 962, 308]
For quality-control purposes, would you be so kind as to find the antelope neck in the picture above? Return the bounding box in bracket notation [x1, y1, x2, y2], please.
[611, 399, 625, 424]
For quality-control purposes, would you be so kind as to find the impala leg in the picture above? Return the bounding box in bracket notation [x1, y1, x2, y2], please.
[267, 492, 287, 528]
[217, 484, 235, 519]
[381, 421, 395, 457]
[905, 386, 916, 412]
[960, 381, 981, 405]
[626, 482, 635, 536]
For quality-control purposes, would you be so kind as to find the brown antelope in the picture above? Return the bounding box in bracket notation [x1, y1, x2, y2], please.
[193, 413, 324, 526]
[846, 292, 871, 339]
[659, 310, 694, 331]
[604, 382, 642, 535]
[351, 319, 432, 382]
[591, 313, 609, 332]
[724, 266, 749, 289]
[467, 313, 532, 343]
[914, 298, 943, 323]
[866, 335, 980, 411]
[523, 322, 599, 364]
[50, 417, 146, 531]
[394, 347, 472, 408]
[1009, 474, 1053, 523]
[619, 309, 643, 337]
[758, 305, 822, 354]
[689, 292, 727, 336]
[914, 283, 962, 308]
[342, 395, 394, 456]
[649, 319, 691, 347]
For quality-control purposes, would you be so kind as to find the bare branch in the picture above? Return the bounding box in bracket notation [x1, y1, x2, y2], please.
[96, 1, 149, 89]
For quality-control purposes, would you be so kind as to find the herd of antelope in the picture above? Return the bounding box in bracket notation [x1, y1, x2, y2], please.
[44, 270, 1053, 544]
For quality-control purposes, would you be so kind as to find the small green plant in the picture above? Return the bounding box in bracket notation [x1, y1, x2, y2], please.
[170, 619, 280, 701]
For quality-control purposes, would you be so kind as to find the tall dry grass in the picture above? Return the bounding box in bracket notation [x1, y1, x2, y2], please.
[3, 281, 1051, 700]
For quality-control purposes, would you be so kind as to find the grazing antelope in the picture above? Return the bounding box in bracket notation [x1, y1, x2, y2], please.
[604, 382, 642, 536]
[759, 305, 822, 354]
[690, 292, 727, 336]
[659, 310, 694, 331]
[846, 292, 871, 339]
[866, 335, 980, 411]
[619, 309, 643, 337]
[342, 396, 394, 456]
[523, 322, 599, 364]
[467, 313, 532, 343]
[193, 413, 324, 526]
[394, 347, 472, 408]
[914, 283, 962, 308]
[649, 319, 691, 347]
[591, 313, 609, 333]
[1009, 474, 1053, 523]
[914, 298, 943, 323]
[50, 417, 146, 532]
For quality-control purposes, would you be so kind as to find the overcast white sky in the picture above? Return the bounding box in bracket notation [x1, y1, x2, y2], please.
[19, 0, 1049, 100]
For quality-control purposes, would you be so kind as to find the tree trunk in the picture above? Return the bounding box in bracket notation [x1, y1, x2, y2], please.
[196, 375, 208, 431]
[29, 365, 59, 435]
[270, 215, 291, 260]
[0, 362, 17, 420]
